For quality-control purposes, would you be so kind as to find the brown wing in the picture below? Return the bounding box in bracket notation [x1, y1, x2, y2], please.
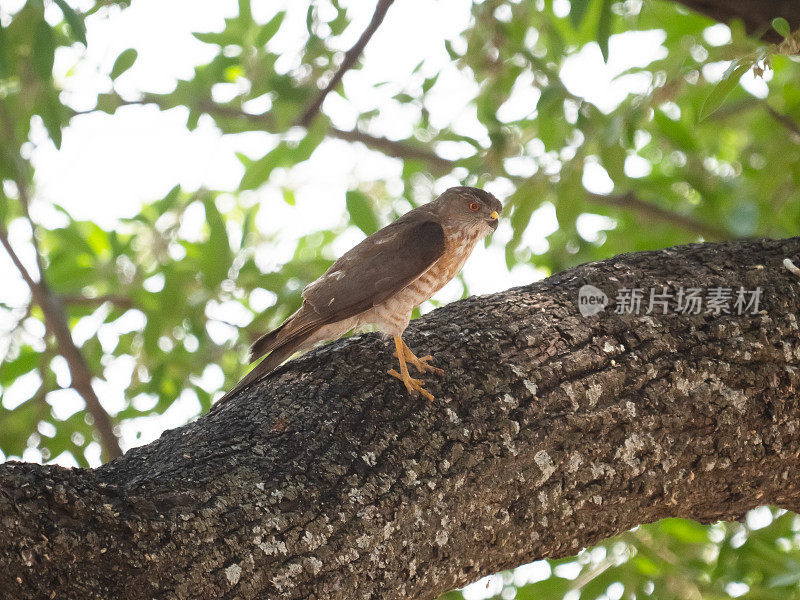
[248, 213, 445, 365]
[302, 215, 445, 321]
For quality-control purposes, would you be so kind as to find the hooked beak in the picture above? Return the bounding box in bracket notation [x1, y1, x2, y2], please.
[487, 210, 499, 229]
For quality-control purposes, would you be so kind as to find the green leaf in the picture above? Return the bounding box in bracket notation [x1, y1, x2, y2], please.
[658, 517, 710, 543]
[40, 88, 64, 148]
[53, 0, 87, 45]
[0, 347, 39, 386]
[201, 196, 232, 287]
[110, 48, 138, 79]
[256, 11, 285, 46]
[0, 400, 42, 457]
[0, 21, 8, 78]
[772, 17, 791, 39]
[767, 570, 800, 588]
[569, 0, 592, 29]
[699, 59, 752, 122]
[191, 31, 241, 46]
[444, 39, 460, 61]
[32, 19, 55, 81]
[238, 0, 252, 22]
[597, 0, 613, 63]
[239, 144, 291, 191]
[346, 190, 380, 235]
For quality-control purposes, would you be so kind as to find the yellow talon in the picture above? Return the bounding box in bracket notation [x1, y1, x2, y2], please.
[389, 335, 438, 401]
[392, 346, 444, 375]
[388, 368, 435, 402]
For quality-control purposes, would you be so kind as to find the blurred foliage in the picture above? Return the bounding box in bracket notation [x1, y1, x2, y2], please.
[447, 509, 800, 600]
[1, 0, 800, 597]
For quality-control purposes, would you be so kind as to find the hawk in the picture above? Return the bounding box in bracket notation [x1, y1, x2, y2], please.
[217, 186, 501, 406]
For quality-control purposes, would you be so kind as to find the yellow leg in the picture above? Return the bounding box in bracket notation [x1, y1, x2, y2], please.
[388, 335, 435, 401]
[394, 338, 444, 376]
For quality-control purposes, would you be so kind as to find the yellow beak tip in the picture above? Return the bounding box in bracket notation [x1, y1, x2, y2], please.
[490, 211, 499, 220]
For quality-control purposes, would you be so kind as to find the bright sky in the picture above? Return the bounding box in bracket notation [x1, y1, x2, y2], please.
[1, 0, 766, 472]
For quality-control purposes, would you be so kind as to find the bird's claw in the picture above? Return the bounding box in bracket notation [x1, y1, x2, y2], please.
[410, 354, 445, 376]
[412, 354, 444, 375]
[388, 368, 435, 402]
[392, 351, 445, 376]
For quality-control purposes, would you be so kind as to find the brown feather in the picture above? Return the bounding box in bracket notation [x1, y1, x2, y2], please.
[249, 319, 290, 362]
[211, 326, 317, 410]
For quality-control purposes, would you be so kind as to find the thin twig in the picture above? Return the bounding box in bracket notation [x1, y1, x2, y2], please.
[763, 103, 800, 144]
[296, 0, 395, 127]
[710, 97, 800, 145]
[330, 127, 454, 173]
[585, 191, 731, 240]
[60, 294, 135, 310]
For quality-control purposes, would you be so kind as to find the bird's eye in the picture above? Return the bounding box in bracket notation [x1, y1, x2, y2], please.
[469, 202, 481, 212]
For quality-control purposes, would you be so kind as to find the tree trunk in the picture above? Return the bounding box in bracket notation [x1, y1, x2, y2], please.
[2, 237, 800, 600]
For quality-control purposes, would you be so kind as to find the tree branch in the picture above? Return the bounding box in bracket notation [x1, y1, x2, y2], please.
[763, 103, 800, 143]
[0, 100, 122, 461]
[59, 293, 135, 310]
[0, 223, 122, 460]
[2, 236, 799, 599]
[330, 126, 455, 173]
[710, 98, 800, 145]
[585, 191, 731, 240]
[297, 0, 395, 128]
[81, 98, 454, 174]
[673, 0, 800, 42]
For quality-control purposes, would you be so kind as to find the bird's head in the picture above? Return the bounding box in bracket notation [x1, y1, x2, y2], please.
[433, 186, 502, 233]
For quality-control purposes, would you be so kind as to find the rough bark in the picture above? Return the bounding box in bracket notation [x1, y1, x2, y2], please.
[2, 237, 800, 600]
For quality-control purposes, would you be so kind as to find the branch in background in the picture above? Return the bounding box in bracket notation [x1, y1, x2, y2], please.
[85, 98, 455, 175]
[673, 0, 800, 43]
[763, 103, 800, 143]
[586, 191, 730, 240]
[0, 100, 122, 461]
[296, 0, 395, 127]
[710, 98, 800, 145]
[330, 127, 454, 173]
[60, 294, 135, 310]
[199, 97, 454, 170]
[86, 98, 731, 242]
[0, 223, 123, 460]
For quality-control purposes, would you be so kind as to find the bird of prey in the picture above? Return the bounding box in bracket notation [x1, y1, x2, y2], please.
[216, 186, 501, 406]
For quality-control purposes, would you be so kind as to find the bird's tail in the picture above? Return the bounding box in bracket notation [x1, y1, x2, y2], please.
[210, 311, 318, 410]
[250, 315, 291, 362]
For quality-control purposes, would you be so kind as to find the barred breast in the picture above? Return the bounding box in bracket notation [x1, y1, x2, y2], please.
[365, 227, 482, 337]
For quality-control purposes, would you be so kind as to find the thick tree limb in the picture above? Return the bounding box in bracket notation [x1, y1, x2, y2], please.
[297, 0, 395, 127]
[2, 237, 800, 599]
